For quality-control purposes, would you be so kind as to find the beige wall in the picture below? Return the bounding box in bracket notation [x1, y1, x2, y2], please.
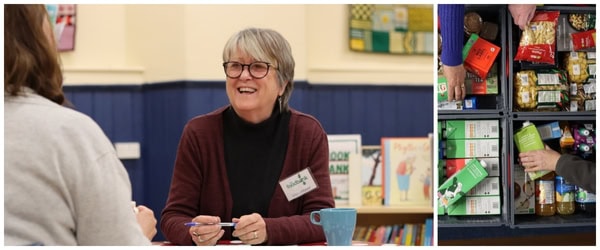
[60, 4, 434, 86]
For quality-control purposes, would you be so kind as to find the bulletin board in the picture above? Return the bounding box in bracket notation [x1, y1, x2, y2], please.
[349, 4, 434, 55]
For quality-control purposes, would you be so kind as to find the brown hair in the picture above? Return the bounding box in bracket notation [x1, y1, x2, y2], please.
[4, 4, 65, 105]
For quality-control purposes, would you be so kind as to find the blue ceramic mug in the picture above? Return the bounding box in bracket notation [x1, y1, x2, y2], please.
[310, 208, 357, 246]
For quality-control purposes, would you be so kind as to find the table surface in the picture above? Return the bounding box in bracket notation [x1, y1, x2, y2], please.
[152, 240, 380, 246]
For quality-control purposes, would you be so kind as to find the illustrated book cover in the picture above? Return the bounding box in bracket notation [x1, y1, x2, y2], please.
[382, 136, 433, 206]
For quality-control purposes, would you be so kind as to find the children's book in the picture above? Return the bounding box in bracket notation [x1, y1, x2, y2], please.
[327, 134, 362, 206]
[361, 145, 383, 206]
[382, 137, 433, 206]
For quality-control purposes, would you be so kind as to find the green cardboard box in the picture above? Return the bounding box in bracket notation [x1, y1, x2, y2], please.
[466, 177, 500, 196]
[445, 157, 500, 177]
[438, 75, 449, 102]
[437, 159, 488, 208]
[444, 139, 500, 158]
[444, 120, 500, 139]
[447, 195, 501, 215]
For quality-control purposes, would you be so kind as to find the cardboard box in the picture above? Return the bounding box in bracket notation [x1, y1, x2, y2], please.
[444, 139, 500, 158]
[462, 34, 501, 79]
[537, 121, 562, 141]
[438, 75, 449, 102]
[513, 165, 535, 214]
[466, 177, 500, 196]
[446, 157, 500, 177]
[438, 100, 463, 110]
[463, 97, 477, 109]
[444, 120, 500, 139]
[465, 63, 499, 95]
[447, 196, 501, 215]
[437, 159, 488, 208]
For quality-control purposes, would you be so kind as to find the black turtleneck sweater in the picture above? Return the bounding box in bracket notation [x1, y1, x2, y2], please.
[223, 105, 291, 219]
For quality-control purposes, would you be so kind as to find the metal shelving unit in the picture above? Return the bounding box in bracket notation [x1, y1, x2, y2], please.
[438, 4, 596, 231]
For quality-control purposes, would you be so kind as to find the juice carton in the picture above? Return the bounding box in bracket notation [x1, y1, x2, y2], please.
[447, 195, 501, 215]
[444, 138, 500, 158]
[437, 159, 488, 208]
[444, 120, 500, 139]
[466, 177, 500, 196]
[446, 158, 500, 177]
[514, 121, 549, 180]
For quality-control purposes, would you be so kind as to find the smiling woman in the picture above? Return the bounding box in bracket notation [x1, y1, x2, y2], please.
[160, 27, 335, 246]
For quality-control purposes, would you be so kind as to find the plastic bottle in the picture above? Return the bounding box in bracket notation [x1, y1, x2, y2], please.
[555, 175, 576, 215]
[535, 171, 556, 216]
[575, 186, 596, 215]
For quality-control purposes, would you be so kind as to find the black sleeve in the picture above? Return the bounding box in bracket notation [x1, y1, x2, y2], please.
[555, 154, 596, 194]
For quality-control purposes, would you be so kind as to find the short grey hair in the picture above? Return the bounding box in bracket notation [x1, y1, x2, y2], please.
[222, 27, 295, 111]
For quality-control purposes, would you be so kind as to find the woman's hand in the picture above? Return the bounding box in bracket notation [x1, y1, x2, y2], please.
[188, 215, 225, 246]
[135, 205, 157, 240]
[232, 213, 267, 245]
[442, 64, 467, 101]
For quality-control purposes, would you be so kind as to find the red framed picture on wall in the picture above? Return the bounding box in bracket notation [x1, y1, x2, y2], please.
[55, 4, 76, 51]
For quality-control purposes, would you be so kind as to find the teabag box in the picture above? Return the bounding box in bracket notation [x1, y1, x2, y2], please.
[437, 159, 488, 208]
[462, 34, 501, 80]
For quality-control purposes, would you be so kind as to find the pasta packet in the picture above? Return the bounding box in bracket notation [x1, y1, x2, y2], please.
[514, 70, 538, 110]
[571, 29, 596, 51]
[514, 11, 560, 65]
[535, 69, 569, 112]
[563, 51, 590, 84]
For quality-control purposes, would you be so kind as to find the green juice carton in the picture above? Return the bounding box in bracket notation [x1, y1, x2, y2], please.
[444, 138, 500, 158]
[466, 177, 500, 196]
[447, 195, 501, 215]
[437, 159, 489, 208]
[514, 121, 549, 180]
[444, 120, 500, 139]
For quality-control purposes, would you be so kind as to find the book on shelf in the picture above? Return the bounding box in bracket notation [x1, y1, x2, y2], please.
[327, 134, 362, 206]
[361, 145, 383, 206]
[424, 218, 433, 246]
[381, 136, 433, 206]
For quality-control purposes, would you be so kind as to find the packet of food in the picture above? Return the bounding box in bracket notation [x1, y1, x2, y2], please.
[514, 11, 560, 65]
[571, 29, 596, 51]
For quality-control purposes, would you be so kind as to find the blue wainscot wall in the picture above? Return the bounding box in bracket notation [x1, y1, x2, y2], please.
[63, 81, 433, 241]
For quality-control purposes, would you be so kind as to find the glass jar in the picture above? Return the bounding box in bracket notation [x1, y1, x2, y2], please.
[555, 175, 576, 215]
[535, 171, 556, 216]
[575, 186, 596, 215]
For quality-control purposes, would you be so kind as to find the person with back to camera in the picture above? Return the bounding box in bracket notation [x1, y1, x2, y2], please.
[4, 4, 157, 246]
[520, 145, 596, 193]
[160, 27, 335, 246]
[438, 4, 537, 101]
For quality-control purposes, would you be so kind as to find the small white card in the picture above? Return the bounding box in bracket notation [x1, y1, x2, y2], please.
[279, 168, 318, 201]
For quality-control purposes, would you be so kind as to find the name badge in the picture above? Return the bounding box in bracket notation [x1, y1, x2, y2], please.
[279, 168, 319, 201]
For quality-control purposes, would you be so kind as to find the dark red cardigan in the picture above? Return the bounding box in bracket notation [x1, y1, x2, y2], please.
[160, 106, 334, 245]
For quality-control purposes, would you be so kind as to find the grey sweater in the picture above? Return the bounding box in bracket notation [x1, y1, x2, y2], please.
[4, 89, 150, 246]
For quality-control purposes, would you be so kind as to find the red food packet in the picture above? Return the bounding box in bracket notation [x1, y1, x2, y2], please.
[571, 29, 596, 51]
[514, 11, 560, 65]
